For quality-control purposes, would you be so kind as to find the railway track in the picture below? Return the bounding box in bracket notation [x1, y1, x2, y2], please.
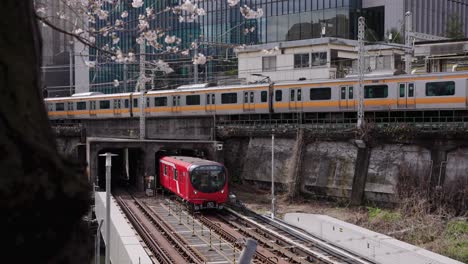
[115, 190, 374, 264]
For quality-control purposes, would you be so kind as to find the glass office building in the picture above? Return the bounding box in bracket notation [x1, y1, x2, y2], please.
[91, 0, 362, 94]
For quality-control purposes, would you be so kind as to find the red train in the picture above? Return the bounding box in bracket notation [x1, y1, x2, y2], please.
[159, 156, 228, 210]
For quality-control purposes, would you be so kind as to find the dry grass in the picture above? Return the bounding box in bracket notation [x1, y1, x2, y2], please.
[231, 182, 468, 263]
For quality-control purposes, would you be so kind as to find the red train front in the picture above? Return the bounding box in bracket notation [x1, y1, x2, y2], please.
[159, 156, 228, 210]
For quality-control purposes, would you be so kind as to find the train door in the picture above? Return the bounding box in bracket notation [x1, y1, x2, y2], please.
[113, 99, 123, 115]
[90, 100, 97, 116]
[288, 88, 303, 110]
[243, 91, 255, 112]
[339, 86, 354, 109]
[171, 95, 181, 112]
[173, 166, 180, 195]
[205, 93, 215, 112]
[397, 83, 415, 109]
[66, 102, 74, 117]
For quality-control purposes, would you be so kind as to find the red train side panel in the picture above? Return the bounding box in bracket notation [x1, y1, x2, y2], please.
[159, 156, 228, 209]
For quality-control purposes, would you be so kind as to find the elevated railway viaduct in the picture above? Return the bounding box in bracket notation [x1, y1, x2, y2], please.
[53, 114, 468, 210]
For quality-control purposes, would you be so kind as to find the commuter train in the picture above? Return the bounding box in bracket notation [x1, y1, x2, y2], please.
[159, 156, 228, 210]
[45, 71, 468, 120]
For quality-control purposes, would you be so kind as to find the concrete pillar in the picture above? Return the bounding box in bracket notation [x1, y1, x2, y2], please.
[350, 147, 371, 206]
[430, 147, 448, 187]
[287, 129, 305, 200]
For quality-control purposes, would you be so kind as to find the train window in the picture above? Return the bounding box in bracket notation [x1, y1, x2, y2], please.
[67, 102, 74, 110]
[146, 98, 150, 107]
[349, 87, 354, 99]
[275, 90, 282, 101]
[261, 91, 267, 102]
[174, 168, 178, 180]
[211, 94, 215, 104]
[190, 165, 226, 193]
[250, 92, 254, 103]
[297, 90, 302, 101]
[206, 94, 210, 105]
[133, 98, 138, 107]
[99, 100, 110, 109]
[163, 165, 167, 176]
[310, 87, 331, 100]
[221, 93, 237, 104]
[124, 99, 129, 108]
[290, 89, 295, 101]
[399, 84, 405, 97]
[77, 102, 86, 110]
[244, 92, 248, 103]
[408, 83, 414, 97]
[186, 95, 200, 105]
[56, 103, 64, 111]
[426, 81, 455, 96]
[364, 85, 388, 98]
[154, 97, 167, 106]
[341, 87, 346, 99]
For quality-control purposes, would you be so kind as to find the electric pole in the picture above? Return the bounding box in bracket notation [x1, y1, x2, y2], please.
[405, 11, 413, 74]
[357, 16, 365, 129]
[138, 41, 146, 140]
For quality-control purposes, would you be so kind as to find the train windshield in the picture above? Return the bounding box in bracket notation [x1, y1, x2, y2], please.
[190, 165, 226, 193]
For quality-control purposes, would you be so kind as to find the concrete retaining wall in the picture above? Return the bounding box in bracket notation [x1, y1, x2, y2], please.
[95, 192, 152, 264]
[284, 213, 462, 264]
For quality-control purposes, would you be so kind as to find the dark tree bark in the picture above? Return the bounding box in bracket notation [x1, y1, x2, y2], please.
[0, 1, 92, 263]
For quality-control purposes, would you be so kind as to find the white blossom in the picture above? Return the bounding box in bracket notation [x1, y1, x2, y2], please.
[74, 28, 84, 35]
[240, 5, 263, 19]
[136, 36, 145, 44]
[181, 50, 189, 56]
[164, 35, 177, 44]
[113, 79, 120, 87]
[115, 19, 124, 27]
[132, 0, 144, 8]
[227, 0, 240, 7]
[261, 46, 279, 55]
[96, 9, 109, 20]
[89, 36, 96, 43]
[166, 46, 179, 52]
[146, 7, 154, 17]
[138, 18, 149, 31]
[193, 53, 206, 65]
[143, 30, 158, 42]
[121, 11, 128, 18]
[112, 36, 120, 44]
[84, 60, 96, 67]
[153, 60, 174, 74]
[36, 7, 46, 14]
[191, 42, 198, 49]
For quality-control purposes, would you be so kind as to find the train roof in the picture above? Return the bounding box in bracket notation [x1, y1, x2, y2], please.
[44, 70, 468, 102]
[161, 156, 223, 168]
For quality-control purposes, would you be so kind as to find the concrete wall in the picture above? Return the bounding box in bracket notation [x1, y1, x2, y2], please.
[301, 141, 357, 198]
[284, 213, 463, 264]
[95, 192, 152, 264]
[366, 144, 431, 202]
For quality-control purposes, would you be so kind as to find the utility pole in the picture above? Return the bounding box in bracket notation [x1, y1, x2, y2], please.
[123, 62, 128, 93]
[405, 11, 413, 74]
[138, 42, 146, 139]
[99, 152, 118, 264]
[357, 17, 365, 129]
[271, 129, 275, 219]
[194, 40, 199, 84]
[69, 41, 74, 96]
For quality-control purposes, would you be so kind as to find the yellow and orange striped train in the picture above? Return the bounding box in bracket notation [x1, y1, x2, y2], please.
[45, 71, 468, 120]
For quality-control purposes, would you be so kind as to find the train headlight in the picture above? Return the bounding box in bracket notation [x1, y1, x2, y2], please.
[220, 189, 224, 194]
[193, 190, 198, 195]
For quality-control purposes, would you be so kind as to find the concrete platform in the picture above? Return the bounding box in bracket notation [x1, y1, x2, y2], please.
[284, 213, 463, 264]
[95, 192, 152, 264]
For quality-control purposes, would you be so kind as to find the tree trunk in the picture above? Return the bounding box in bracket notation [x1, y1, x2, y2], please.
[0, 1, 92, 263]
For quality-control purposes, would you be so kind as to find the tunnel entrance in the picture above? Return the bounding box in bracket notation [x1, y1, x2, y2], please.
[153, 148, 208, 189]
[97, 148, 143, 191]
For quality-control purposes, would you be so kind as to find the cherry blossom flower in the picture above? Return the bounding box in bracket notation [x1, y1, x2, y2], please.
[84, 60, 96, 67]
[36, 7, 46, 14]
[96, 9, 109, 20]
[164, 35, 177, 44]
[113, 79, 120, 87]
[74, 28, 84, 35]
[240, 5, 263, 19]
[193, 53, 206, 65]
[181, 50, 189, 56]
[132, 0, 144, 8]
[227, 0, 240, 7]
[121, 11, 128, 18]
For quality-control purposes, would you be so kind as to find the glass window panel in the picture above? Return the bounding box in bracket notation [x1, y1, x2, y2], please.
[77, 102, 86, 110]
[364, 85, 388, 98]
[290, 89, 295, 101]
[399, 84, 405, 97]
[56, 103, 64, 111]
[221, 93, 238, 104]
[310, 87, 332, 100]
[154, 97, 168, 106]
[300, 12, 313, 39]
[275, 90, 282, 101]
[186, 95, 201, 105]
[425, 81, 455, 96]
[341, 87, 346, 99]
[261, 91, 268, 102]
[408, 83, 415, 97]
[349, 87, 354, 99]
[99, 100, 110, 109]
